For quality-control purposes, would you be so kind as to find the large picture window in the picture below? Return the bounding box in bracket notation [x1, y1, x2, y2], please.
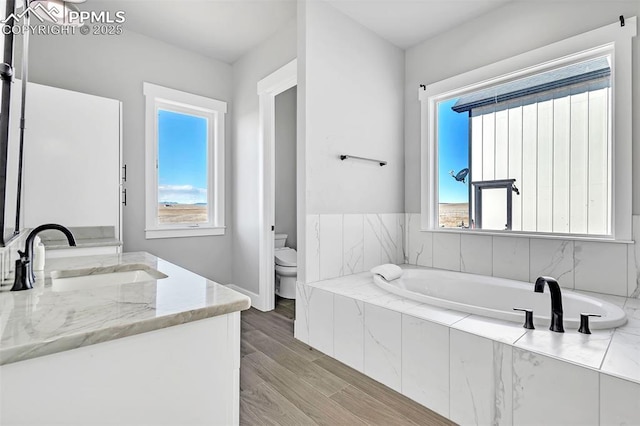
[438, 55, 612, 234]
[420, 18, 635, 240]
[144, 83, 226, 239]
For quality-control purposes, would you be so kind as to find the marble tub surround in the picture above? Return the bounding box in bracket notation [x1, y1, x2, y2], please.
[0, 252, 251, 365]
[405, 213, 640, 298]
[300, 267, 639, 377]
[38, 226, 121, 249]
[306, 213, 405, 283]
[295, 268, 640, 425]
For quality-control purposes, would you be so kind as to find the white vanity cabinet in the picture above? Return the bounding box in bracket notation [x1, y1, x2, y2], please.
[17, 81, 123, 246]
[1, 312, 241, 425]
[0, 252, 248, 425]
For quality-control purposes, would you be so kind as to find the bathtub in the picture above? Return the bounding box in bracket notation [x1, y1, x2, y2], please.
[373, 268, 627, 330]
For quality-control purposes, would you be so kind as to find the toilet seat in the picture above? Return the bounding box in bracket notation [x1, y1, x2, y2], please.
[274, 248, 296, 267]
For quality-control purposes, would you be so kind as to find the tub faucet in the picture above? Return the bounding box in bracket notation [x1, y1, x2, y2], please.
[534, 276, 564, 332]
[11, 224, 76, 291]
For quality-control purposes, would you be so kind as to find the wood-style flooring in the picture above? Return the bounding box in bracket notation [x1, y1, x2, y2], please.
[240, 299, 456, 426]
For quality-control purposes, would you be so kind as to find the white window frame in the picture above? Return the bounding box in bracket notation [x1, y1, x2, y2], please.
[420, 17, 636, 241]
[143, 82, 226, 239]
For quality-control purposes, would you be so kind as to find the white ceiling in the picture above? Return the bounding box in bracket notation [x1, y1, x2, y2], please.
[327, 0, 513, 49]
[85, 0, 513, 63]
[88, 0, 297, 64]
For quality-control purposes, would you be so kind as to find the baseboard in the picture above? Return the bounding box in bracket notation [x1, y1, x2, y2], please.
[226, 285, 267, 311]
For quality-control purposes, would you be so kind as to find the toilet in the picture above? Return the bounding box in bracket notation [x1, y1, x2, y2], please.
[274, 234, 297, 299]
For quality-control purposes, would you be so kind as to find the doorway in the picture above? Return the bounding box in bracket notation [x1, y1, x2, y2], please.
[274, 87, 297, 310]
[256, 59, 297, 311]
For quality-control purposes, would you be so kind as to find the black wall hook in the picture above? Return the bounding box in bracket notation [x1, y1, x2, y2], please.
[419, 84, 426, 91]
[620, 15, 625, 27]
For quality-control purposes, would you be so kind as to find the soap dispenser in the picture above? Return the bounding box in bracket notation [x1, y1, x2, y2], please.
[33, 236, 46, 272]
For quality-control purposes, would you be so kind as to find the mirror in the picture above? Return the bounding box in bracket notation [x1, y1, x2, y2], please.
[2, 87, 21, 245]
[0, 0, 25, 246]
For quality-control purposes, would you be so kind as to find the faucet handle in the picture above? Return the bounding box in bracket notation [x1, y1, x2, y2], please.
[17, 250, 29, 264]
[578, 313, 601, 335]
[513, 308, 535, 330]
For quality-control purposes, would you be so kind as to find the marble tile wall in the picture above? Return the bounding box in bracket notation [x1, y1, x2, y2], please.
[512, 348, 600, 425]
[600, 374, 640, 425]
[364, 303, 402, 392]
[450, 330, 512, 425]
[406, 213, 640, 298]
[401, 315, 449, 417]
[304, 213, 640, 297]
[305, 214, 405, 283]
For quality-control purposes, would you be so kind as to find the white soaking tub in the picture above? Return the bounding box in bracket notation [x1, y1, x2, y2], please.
[372, 268, 626, 330]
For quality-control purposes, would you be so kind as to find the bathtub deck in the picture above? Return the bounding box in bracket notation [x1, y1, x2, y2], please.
[240, 307, 454, 426]
[295, 266, 640, 425]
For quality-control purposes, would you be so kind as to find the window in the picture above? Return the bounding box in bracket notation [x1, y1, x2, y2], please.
[144, 83, 226, 239]
[438, 55, 612, 234]
[420, 18, 635, 240]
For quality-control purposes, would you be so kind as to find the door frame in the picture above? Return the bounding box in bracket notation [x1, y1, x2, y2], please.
[256, 59, 297, 311]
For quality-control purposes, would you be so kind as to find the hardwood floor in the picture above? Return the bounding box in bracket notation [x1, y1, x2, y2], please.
[274, 295, 295, 320]
[240, 302, 456, 426]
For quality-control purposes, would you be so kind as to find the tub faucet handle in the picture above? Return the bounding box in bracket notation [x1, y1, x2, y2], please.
[578, 313, 601, 335]
[513, 308, 535, 330]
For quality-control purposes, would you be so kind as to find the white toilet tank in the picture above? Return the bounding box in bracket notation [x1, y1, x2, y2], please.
[275, 234, 287, 248]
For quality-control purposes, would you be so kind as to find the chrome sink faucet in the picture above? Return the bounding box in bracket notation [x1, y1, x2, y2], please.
[534, 276, 564, 332]
[11, 224, 76, 291]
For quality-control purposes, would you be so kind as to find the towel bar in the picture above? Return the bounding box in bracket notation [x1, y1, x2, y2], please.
[339, 154, 387, 167]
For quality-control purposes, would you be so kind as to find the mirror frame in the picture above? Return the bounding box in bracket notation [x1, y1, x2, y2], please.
[0, 0, 21, 247]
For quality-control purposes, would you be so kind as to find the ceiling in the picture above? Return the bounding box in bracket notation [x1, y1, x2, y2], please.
[85, 0, 513, 64]
[327, 0, 513, 49]
[88, 0, 297, 64]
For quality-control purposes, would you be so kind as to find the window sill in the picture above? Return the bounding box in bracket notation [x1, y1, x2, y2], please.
[420, 227, 633, 244]
[145, 227, 225, 240]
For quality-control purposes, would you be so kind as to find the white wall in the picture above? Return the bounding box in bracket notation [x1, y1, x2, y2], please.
[275, 86, 297, 249]
[231, 19, 297, 294]
[27, 30, 234, 283]
[405, 1, 640, 214]
[303, 0, 405, 215]
[297, 1, 405, 285]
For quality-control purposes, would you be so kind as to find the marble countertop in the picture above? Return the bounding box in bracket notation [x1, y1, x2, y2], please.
[0, 252, 251, 365]
[308, 266, 640, 385]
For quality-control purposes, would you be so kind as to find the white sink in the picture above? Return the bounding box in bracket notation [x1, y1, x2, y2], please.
[51, 265, 168, 292]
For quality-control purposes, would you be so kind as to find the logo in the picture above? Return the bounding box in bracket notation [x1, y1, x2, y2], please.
[1, 5, 126, 36]
[1, 3, 60, 24]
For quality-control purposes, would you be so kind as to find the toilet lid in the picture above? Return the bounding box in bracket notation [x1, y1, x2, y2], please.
[274, 248, 297, 267]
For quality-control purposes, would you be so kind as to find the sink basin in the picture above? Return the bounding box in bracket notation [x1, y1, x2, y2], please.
[51, 264, 168, 292]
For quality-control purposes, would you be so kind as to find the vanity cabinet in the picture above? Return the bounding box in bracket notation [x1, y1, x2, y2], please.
[1, 312, 241, 425]
[18, 81, 123, 246]
[0, 252, 248, 425]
